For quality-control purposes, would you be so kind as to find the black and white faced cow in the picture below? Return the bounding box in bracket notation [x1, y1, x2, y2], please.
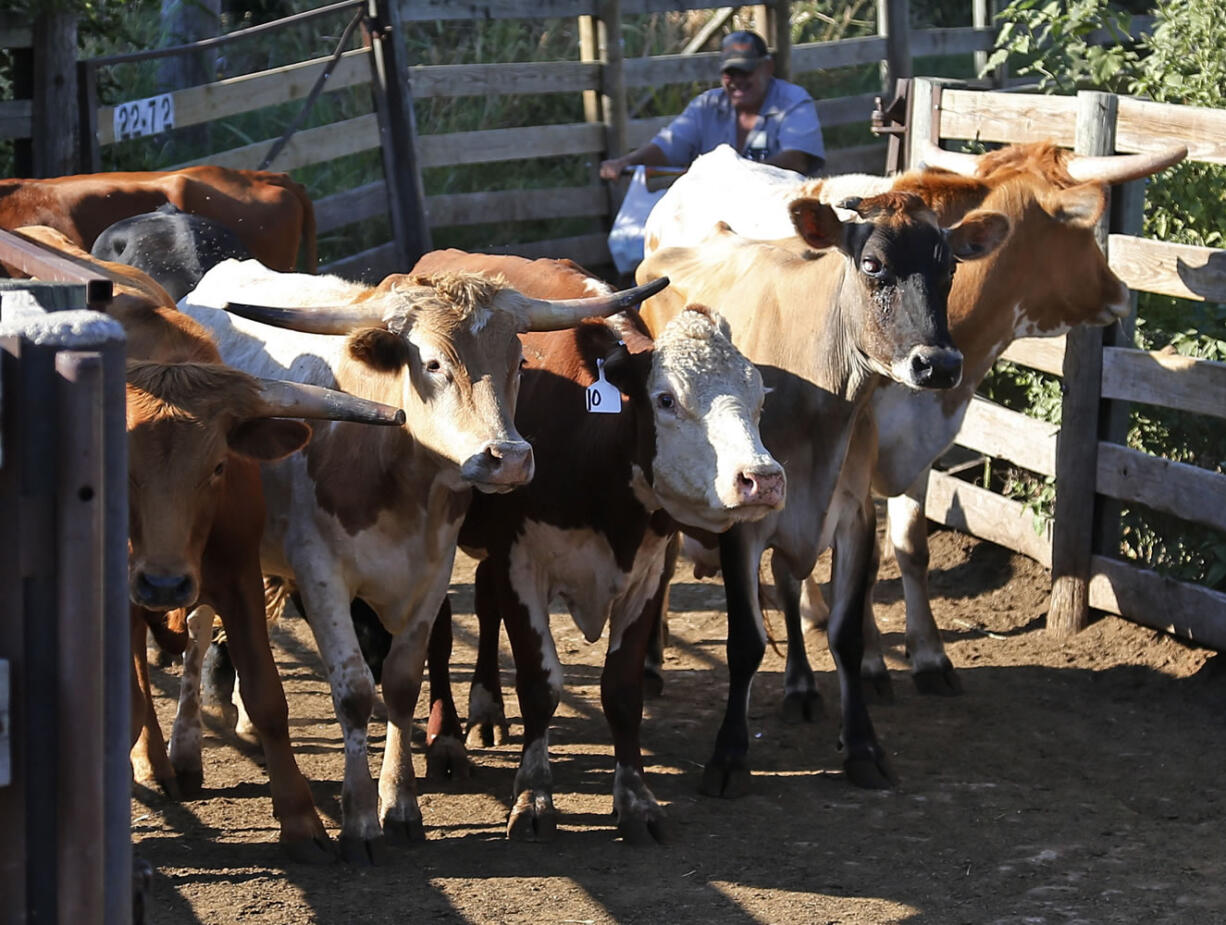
[178, 258, 667, 863]
[411, 250, 783, 844]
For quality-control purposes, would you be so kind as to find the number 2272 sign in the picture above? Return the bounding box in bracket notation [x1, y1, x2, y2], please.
[113, 93, 175, 141]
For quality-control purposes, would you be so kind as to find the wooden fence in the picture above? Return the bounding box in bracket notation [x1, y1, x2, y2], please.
[905, 77, 1226, 648]
[0, 232, 132, 924]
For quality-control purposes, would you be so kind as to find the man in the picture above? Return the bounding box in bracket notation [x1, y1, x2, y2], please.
[599, 30, 826, 179]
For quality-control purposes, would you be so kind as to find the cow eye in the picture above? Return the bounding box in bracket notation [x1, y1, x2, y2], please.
[861, 256, 883, 276]
[656, 392, 675, 411]
[425, 358, 442, 373]
[212, 461, 225, 478]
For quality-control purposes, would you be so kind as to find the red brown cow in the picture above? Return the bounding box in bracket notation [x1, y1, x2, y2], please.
[8, 226, 401, 863]
[0, 166, 316, 271]
[411, 250, 783, 843]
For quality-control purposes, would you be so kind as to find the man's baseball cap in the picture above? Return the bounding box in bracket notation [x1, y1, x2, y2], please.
[720, 31, 769, 72]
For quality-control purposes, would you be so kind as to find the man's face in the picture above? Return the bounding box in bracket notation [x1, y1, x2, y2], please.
[721, 61, 772, 113]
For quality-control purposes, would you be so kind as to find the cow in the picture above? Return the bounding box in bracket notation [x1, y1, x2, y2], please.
[6, 226, 404, 863]
[91, 203, 252, 301]
[177, 258, 668, 863]
[0, 165, 316, 272]
[402, 249, 783, 843]
[642, 140, 1188, 702]
[635, 189, 1011, 794]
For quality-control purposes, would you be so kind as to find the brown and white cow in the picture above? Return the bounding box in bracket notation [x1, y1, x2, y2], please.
[0, 166, 316, 271]
[636, 190, 1010, 794]
[407, 249, 782, 843]
[8, 226, 403, 863]
[178, 258, 668, 862]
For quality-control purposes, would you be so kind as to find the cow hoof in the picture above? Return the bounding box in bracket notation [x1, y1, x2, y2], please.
[618, 812, 668, 846]
[861, 670, 896, 704]
[843, 748, 898, 790]
[642, 669, 664, 700]
[383, 816, 426, 845]
[699, 759, 752, 799]
[507, 790, 556, 842]
[340, 834, 388, 866]
[174, 768, 204, 799]
[282, 834, 336, 865]
[155, 775, 183, 802]
[913, 663, 962, 696]
[781, 689, 822, 724]
[426, 735, 472, 781]
[465, 720, 509, 749]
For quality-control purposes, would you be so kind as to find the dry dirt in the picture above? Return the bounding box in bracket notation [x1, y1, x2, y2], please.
[133, 528, 1226, 925]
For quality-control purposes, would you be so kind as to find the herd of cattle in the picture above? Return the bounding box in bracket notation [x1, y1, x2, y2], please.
[0, 137, 1186, 866]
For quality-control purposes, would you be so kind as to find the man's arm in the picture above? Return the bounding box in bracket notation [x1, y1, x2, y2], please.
[599, 143, 671, 180]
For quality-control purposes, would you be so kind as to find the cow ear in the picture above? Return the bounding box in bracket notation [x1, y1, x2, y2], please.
[788, 198, 845, 251]
[228, 419, 312, 461]
[601, 343, 649, 400]
[1040, 183, 1107, 228]
[946, 210, 1011, 262]
[348, 327, 410, 372]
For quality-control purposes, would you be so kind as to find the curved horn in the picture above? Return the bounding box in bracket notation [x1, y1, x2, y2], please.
[223, 301, 384, 335]
[1065, 146, 1188, 184]
[518, 276, 671, 332]
[255, 379, 405, 426]
[913, 139, 982, 176]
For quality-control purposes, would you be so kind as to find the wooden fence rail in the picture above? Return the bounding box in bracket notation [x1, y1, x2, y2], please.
[908, 77, 1226, 648]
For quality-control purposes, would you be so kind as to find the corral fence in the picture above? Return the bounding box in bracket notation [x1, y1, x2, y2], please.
[4, 0, 1140, 280]
[902, 77, 1226, 647]
[0, 230, 132, 924]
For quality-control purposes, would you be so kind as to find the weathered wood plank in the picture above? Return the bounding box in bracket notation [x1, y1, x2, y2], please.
[824, 142, 887, 174]
[172, 113, 380, 171]
[319, 240, 401, 283]
[911, 26, 993, 59]
[791, 36, 890, 74]
[1117, 97, 1226, 165]
[427, 186, 609, 227]
[998, 335, 1067, 376]
[412, 60, 601, 99]
[418, 123, 606, 168]
[1108, 234, 1226, 304]
[486, 232, 610, 266]
[1088, 555, 1226, 650]
[0, 100, 31, 141]
[939, 88, 1077, 146]
[1096, 441, 1226, 534]
[316, 181, 388, 235]
[816, 92, 881, 128]
[0, 23, 32, 48]
[1101, 346, 1226, 421]
[926, 470, 1053, 567]
[956, 396, 1059, 477]
[396, 0, 599, 21]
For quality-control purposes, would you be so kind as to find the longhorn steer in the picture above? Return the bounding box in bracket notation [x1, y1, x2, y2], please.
[636, 190, 1009, 793]
[408, 249, 783, 843]
[0, 166, 316, 271]
[178, 258, 667, 862]
[7, 226, 402, 863]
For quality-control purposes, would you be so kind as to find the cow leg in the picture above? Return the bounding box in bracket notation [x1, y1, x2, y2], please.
[377, 618, 431, 844]
[129, 608, 179, 799]
[643, 533, 679, 699]
[425, 597, 471, 781]
[773, 556, 821, 724]
[605, 587, 668, 844]
[213, 574, 333, 864]
[296, 582, 383, 864]
[168, 605, 214, 797]
[857, 531, 895, 703]
[466, 559, 509, 748]
[888, 478, 960, 695]
[500, 562, 562, 842]
[827, 497, 896, 789]
[701, 525, 766, 799]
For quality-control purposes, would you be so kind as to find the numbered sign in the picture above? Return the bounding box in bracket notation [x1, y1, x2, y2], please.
[585, 358, 621, 414]
[113, 93, 175, 141]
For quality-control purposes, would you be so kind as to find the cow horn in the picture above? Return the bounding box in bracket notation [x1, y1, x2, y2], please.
[255, 379, 405, 425]
[1065, 146, 1188, 184]
[913, 139, 982, 176]
[517, 276, 671, 332]
[223, 301, 385, 335]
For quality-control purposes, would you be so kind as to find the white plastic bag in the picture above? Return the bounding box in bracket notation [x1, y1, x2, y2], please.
[607, 166, 668, 275]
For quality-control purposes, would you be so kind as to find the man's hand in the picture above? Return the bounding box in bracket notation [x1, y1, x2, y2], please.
[599, 155, 633, 180]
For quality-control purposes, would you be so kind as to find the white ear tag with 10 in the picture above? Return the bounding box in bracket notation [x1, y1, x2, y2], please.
[586, 357, 621, 414]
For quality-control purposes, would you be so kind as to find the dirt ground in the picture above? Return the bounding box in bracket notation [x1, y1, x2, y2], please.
[133, 527, 1226, 925]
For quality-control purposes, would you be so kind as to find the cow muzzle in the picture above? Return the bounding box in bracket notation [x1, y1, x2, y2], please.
[130, 567, 199, 611]
[462, 439, 535, 492]
[734, 462, 786, 512]
[900, 345, 963, 390]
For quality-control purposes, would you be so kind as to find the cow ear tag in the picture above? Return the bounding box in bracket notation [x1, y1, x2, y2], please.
[586, 358, 621, 414]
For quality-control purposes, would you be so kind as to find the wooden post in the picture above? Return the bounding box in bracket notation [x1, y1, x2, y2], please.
[904, 77, 941, 171]
[1048, 91, 1117, 637]
[77, 61, 102, 173]
[32, 9, 79, 177]
[769, 0, 791, 82]
[877, 0, 912, 98]
[974, 0, 1008, 87]
[579, 15, 601, 126]
[12, 37, 33, 176]
[598, 0, 627, 162]
[366, 0, 431, 273]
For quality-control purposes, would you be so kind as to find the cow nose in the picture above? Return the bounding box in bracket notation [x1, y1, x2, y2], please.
[132, 571, 197, 610]
[908, 346, 963, 390]
[736, 464, 786, 508]
[467, 440, 535, 490]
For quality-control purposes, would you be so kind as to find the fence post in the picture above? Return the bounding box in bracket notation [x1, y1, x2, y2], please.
[1048, 90, 1117, 637]
[973, 0, 1007, 87]
[579, 15, 602, 127]
[904, 77, 942, 171]
[877, 0, 912, 98]
[32, 9, 79, 177]
[768, 0, 792, 82]
[598, 0, 627, 162]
